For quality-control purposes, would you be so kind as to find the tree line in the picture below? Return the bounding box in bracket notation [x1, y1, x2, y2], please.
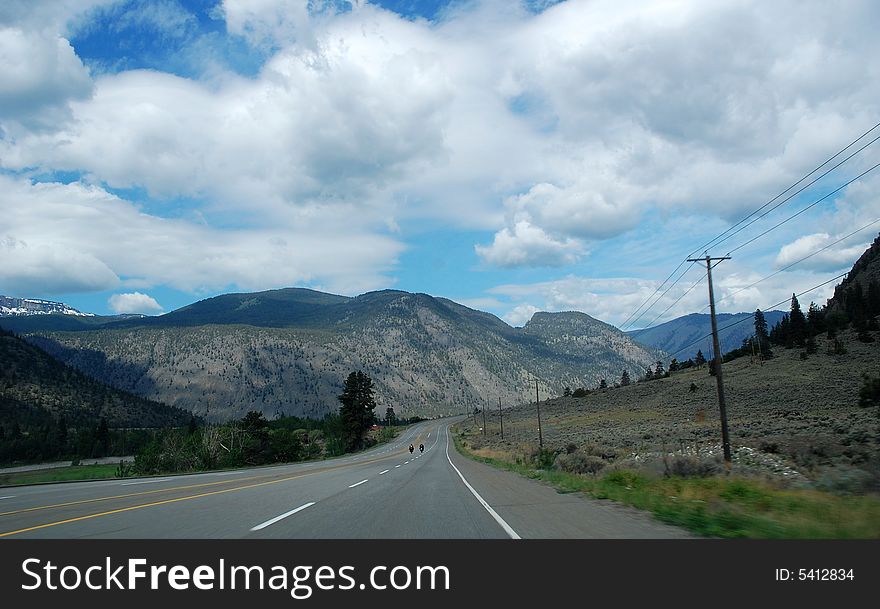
[130, 370, 420, 475]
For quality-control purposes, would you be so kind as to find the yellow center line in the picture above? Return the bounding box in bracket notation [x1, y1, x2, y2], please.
[0, 470, 319, 538]
[0, 451, 404, 537]
[0, 473, 274, 518]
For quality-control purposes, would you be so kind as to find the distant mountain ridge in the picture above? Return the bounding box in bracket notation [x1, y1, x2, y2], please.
[627, 311, 786, 361]
[0, 295, 93, 317]
[0, 327, 190, 429]
[4, 288, 663, 421]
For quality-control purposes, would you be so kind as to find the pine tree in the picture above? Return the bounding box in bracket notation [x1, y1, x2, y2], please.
[807, 302, 825, 336]
[694, 350, 706, 367]
[644, 367, 654, 381]
[669, 358, 679, 373]
[338, 371, 377, 451]
[654, 360, 665, 378]
[789, 294, 807, 346]
[620, 370, 631, 387]
[384, 406, 397, 426]
[598, 379, 608, 389]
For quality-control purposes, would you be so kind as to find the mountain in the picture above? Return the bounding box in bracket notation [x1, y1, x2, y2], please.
[0, 295, 93, 317]
[627, 310, 786, 361]
[0, 327, 191, 429]
[4, 289, 662, 421]
[828, 232, 880, 315]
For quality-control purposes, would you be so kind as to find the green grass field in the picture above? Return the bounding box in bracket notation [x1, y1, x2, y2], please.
[455, 436, 880, 538]
[0, 464, 121, 487]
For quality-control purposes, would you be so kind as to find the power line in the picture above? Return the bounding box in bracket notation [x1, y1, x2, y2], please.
[622, 261, 700, 330]
[668, 271, 849, 359]
[617, 121, 880, 330]
[642, 273, 706, 330]
[704, 132, 880, 253]
[725, 161, 880, 255]
[703, 219, 880, 312]
[697, 121, 880, 254]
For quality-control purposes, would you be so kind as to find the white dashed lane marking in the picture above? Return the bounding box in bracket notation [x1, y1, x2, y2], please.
[251, 502, 315, 532]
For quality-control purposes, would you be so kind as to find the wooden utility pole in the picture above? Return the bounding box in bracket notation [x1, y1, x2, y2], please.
[530, 379, 543, 448]
[688, 254, 732, 466]
[498, 396, 504, 440]
[482, 397, 487, 436]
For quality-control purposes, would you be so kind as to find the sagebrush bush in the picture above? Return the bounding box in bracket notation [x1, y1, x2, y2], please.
[665, 454, 722, 478]
[814, 465, 874, 495]
[554, 452, 607, 475]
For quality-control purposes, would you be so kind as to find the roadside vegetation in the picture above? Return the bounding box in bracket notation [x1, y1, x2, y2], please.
[0, 463, 120, 487]
[128, 370, 415, 476]
[454, 435, 880, 538]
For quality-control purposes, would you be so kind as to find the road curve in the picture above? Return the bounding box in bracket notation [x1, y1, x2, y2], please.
[0, 419, 689, 539]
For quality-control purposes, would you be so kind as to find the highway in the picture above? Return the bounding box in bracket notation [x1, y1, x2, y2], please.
[0, 419, 689, 539]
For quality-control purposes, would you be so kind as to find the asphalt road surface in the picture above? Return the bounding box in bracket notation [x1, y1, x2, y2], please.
[0, 419, 689, 539]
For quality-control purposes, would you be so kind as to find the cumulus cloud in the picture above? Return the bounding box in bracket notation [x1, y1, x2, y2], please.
[475, 220, 584, 267]
[108, 291, 163, 314]
[774, 233, 872, 273]
[0, 27, 93, 130]
[0, 234, 119, 296]
[0, 175, 404, 297]
[0, 0, 879, 302]
[503, 303, 540, 327]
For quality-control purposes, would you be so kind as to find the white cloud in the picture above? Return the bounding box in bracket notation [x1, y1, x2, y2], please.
[108, 291, 163, 314]
[774, 233, 871, 273]
[0, 234, 119, 296]
[475, 220, 584, 267]
[503, 303, 540, 327]
[0, 26, 93, 130]
[0, 0, 879, 300]
[0, 175, 404, 297]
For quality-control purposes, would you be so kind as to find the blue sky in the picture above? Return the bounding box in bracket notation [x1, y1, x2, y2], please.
[1, 0, 879, 327]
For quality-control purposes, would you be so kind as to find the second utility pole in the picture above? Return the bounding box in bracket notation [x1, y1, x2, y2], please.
[532, 379, 543, 449]
[688, 254, 732, 466]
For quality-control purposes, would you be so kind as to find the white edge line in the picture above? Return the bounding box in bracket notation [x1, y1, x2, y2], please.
[394, 465, 401, 468]
[0, 496, 16, 500]
[379, 469, 390, 475]
[444, 425, 521, 540]
[251, 502, 315, 531]
[348, 479, 368, 488]
[120, 478, 172, 486]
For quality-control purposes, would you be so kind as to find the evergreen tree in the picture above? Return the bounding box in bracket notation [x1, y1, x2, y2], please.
[654, 360, 665, 378]
[384, 406, 397, 426]
[620, 370, 631, 387]
[644, 367, 654, 381]
[669, 358, 679, 373]
[789, 294, 807, 346]
[806, 302, 825, 336]
[95, 417, 110, 456]
[598, 379, 608, 389]
[57, 416, 68, 448]
[338, 371, 377, 451]
[754, 308, 768, 342]
[694, 350, 706, 367]
[563, 387, 572, 397]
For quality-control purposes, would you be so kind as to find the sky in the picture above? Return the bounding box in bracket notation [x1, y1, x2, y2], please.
[1, 0, 879, 328]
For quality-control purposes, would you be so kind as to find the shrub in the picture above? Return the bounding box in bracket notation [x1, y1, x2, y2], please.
[814, 465, 873, 495]
[665, 454, 722, 478]
[526, 447, 559, 469]
[554, 452, 607, 475]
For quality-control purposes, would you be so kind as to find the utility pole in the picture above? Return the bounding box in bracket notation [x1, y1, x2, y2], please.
[498, 396, 503, 440]
[482, 397, 487, 436]
[529, 378, 543, 448]
[688, 254, 732, 466]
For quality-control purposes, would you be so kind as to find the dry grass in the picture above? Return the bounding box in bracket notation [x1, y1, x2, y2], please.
[461, 327, 880, 492]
